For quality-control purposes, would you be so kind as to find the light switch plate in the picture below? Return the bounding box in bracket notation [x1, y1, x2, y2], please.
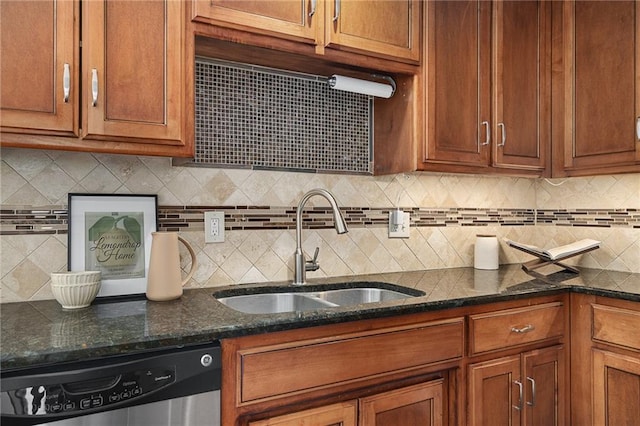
[204, 211, 225, 243]
[388, 211, 410, 238]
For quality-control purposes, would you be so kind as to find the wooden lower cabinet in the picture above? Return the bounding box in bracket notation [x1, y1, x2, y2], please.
[571, 294, 640, 425]
[468, 345, 564, 426]
[249, 380, 443, 426]
[248, 401, 357, 426]
[593, 349, 640, 426]
[359, 380, 443, 426]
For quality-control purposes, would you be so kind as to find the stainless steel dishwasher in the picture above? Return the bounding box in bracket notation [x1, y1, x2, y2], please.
[0, 342, 221, 426]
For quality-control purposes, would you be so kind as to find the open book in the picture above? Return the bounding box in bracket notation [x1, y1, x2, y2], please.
[505, 238, 601, 261]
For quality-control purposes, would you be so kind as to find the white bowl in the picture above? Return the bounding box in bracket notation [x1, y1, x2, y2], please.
[51, 271, 101, 309]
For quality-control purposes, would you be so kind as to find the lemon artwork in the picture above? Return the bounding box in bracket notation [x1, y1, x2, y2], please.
[85, 212, 145, 280]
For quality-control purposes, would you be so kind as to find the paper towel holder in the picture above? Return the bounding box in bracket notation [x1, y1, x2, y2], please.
[327, 74, 396, 98]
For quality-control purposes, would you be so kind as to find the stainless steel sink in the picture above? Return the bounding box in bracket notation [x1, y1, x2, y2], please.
[215, 285, 422, 314]
[314, 288, 412, 305]
[216, 293, 335, 314]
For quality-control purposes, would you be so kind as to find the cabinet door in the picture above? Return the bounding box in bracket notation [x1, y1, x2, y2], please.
[326, 0, 420, 63]
[492, 1, 550, 172]
[192, 0, 320, 44]
[561, 0, 640, 173]
[424, 0, 491, 166]
[0, 0, 78, 135]
[359, 380, 443, 426]
[468, 355, 522, 426]
[248, 401, 357, 426]
[82, 0, 183, 145]
[522, 346, 565, 426]
[593, 349, 640, 426]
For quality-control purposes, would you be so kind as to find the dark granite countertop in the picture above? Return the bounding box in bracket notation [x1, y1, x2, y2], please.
[2, 265, 639, 371]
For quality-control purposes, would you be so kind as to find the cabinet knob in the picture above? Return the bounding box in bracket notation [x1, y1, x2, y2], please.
[526, 376, 536, 407]
[480, 121, 491, 146]
[63, 63, 70, 103]
[309, 0, 316, 17]
[91, 69, 99, 107]
[498, 122, 506, 147]
[511, 324, 535, 334]
[513, 380, 524, 411]
[333, 0, 340, 22]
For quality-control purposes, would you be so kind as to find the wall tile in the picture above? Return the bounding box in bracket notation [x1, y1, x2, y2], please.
[1, 148, 638, 303]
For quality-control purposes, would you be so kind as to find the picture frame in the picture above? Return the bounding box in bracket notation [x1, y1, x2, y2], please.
[68, 193, 158, 297]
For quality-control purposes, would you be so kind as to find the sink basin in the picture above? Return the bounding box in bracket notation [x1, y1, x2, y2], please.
[216, 293, 335, 314]
[314, 288, 412, 305]
[215, 284, 423, 314]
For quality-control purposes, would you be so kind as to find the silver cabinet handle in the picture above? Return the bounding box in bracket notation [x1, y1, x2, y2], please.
[511, 324, 535, 333]
[480, 121, 491, 146]
[513, 380, 523, 411]
[309, 0, 316, 17]
[636, 117, 640, 140]
[91, 69, 98, 107]
[333, 0, 340, 21]
[527, 377, 536, 407]
[498, 122, 506, 147]
[63, 63, 70, 103]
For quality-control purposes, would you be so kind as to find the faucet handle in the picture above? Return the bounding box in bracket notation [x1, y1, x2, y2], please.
[305, 247, 320, 271]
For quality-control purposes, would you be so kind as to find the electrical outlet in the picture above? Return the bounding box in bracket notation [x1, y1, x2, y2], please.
[388, 211, 410, 238]
[204, 211, 225, 243]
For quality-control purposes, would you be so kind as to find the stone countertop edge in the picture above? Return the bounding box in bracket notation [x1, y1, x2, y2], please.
[1, 265, 639, 371]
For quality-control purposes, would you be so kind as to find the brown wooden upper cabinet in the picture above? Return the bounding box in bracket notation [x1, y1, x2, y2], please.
[0, 0, 77, 135]
[192, 0, 420, 64]
[0, 0, 190, 157]
[554, 0, 640, 176]
[420, 0, 550, 176]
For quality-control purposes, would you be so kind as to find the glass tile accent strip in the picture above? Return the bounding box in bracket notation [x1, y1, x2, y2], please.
[194, 58, 372, 173]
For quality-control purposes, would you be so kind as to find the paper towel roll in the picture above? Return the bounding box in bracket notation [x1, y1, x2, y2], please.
[474, 234, 499, 270]
[328, 75, 394, 98]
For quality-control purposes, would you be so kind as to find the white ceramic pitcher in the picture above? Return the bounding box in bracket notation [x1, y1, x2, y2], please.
[146, 232, 197, 301]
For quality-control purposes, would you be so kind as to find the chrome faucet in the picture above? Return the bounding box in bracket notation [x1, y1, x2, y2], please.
[293, 189, 348, 285]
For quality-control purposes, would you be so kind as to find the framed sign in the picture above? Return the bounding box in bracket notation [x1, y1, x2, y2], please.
[68, 193, 158, 297]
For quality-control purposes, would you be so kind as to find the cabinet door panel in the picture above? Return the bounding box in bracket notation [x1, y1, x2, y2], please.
[493, 1, 549, 170]
[327, 0, 420, 62]
[0, 0, 77, 134]
[593, 349, 640, 426]
[468, 355, 522, 426]
[249, 401, 357, 426]
[564, 0, 640, 170]
[83, 0, 183, 143]
[523, 346, 565, 426]
[359, 380, 443, 426]
[425, 0, 490, 165]
[192, 0, 318, 44]
[239, 319, 463, 403]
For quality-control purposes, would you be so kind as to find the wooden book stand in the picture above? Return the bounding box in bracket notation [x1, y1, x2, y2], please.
[505, 239, 601, 274]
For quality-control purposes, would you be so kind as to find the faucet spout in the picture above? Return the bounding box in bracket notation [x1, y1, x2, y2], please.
[293, 189, 348, 285]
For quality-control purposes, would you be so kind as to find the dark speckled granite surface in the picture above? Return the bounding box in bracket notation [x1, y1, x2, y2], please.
[2, 265, 638, 371]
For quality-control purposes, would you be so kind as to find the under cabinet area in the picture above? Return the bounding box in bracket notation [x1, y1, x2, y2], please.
[468, 346, 565, 426]
[248, 401, 358, 426]
[420, 0, 550, 176]
[221, 314, 463, 425]
[192, 0, 420, 64]
[572, 295, 640, 425]
[249, 380, 444, 426]
[0, 0, 190, 157]
[467, 301, 567, 426]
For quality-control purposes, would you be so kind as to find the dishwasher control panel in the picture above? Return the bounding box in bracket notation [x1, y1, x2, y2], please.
[1, 343, 221, 425]
[2, 366, 175, 416]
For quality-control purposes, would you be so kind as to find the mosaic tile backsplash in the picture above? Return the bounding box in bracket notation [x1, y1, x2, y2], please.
[190, 58, 371, 173]
[1, 148, 639, 303]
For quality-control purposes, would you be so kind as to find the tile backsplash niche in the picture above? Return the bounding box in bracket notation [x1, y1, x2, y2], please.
[1, 147, 639, 303]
